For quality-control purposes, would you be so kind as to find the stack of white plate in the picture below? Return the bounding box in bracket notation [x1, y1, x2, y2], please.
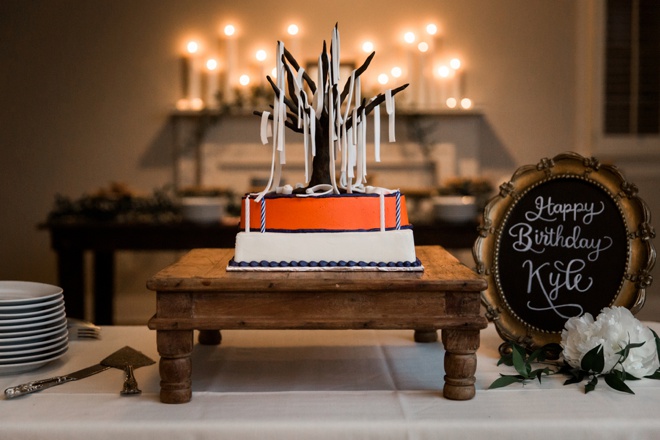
[0, 281, 68, 375]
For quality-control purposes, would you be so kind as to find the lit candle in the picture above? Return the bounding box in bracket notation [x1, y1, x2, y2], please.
[255, 49, 267, 86]
[403, 31, 416, 107]
[186, 40, 202, 109]
[403, 31, 416, 80]
[450, 57, 462, 101]
[205, 58, 219, 108]
[425, 24, 438, 107]
[223, 24, 237, 104]
[417, 41, 429, 108]
[437, 64, 450, 107]
[287, 23, 301, 58]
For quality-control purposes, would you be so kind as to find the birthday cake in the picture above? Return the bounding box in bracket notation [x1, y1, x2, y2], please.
[228, 25, 421, 271]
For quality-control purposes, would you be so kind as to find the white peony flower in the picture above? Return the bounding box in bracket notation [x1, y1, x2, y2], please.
[561, 306, 659, 378]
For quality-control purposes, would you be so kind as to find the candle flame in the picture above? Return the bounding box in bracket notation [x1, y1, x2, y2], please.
[391, 66, 402, 78]
[186, 41, 199, 54]
[362, 41, 374, 53]
[287, 24, 299, 36]
[460, 98, 472, 109]
[417, 42, 429, 53]
[206, 58, 218, 71]
[239, 74, 250, 86]
[255, 49, 267, 62]
[403, 32, 416, 44]
[446, 97, 457, 108]
[450, 58, 461, 70]
[426, 24, 438, 35]
[438, 65, 450, 78]
[224, 25, 236, 37]
[377, 73, 389, 85]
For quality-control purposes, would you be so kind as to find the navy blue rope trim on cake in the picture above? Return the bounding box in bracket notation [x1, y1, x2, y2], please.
[250, 193, 397, 200]
[244, 225, 414, 233]
[228, 258, 422, 268]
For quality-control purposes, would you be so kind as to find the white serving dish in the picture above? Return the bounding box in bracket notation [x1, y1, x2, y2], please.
[180, 197, 226, 224]
[432, 195, 478, 223]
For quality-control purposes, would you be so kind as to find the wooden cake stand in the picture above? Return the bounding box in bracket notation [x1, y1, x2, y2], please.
[147, 246, 488, 403]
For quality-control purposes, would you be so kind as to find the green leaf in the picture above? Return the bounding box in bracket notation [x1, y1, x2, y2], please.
[581, 345, 605, 373]
[624, 372, 641, 381]
[489, 374, 525, 389]
[512, 344, 530, 377]
[557, 362, 575, 375]
[585, 375, 598, 393]
[528, 346, 551, 364]
[532, 367, 552, 383]
[564, 375, 583, 385]
[497, 355, 513, 367]
[604, 373, 635, 394]
[616, 341, 646, 363]
[651, 329, 660, 359]
[563, 367, 587, 385]
[645, 369, 660, 380]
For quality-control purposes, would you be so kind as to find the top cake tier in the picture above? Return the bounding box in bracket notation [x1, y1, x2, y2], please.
[240, 193, 410, 232]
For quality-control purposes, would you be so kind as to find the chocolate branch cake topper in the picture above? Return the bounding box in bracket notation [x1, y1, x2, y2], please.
[252, 24, 409, 200]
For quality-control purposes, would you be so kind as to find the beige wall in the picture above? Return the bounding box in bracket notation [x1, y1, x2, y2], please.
[1, 1, 656, 321]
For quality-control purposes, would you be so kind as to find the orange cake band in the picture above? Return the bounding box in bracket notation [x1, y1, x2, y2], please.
[240, 194, 410, 231]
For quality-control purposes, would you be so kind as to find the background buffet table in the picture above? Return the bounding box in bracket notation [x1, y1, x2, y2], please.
[1, 323, 659, 439]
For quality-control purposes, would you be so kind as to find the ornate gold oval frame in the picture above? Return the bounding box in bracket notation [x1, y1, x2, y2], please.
[473, 152, 656, 350]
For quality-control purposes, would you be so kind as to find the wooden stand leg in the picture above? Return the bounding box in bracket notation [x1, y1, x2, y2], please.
[157, 330, 194, 404]
[414, 329, 438, 343]
[198, 330, 222, 345]
[441, 328, 480, 400]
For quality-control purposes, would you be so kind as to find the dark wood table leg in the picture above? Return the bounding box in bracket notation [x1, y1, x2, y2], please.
[57, 248, 85, 319]
[157, 330, 194, 404]
[198, 330, 222, 345]
[93, 250, 114, 325]
[414, 329, 438, 342]
[441, 328, 480, 400]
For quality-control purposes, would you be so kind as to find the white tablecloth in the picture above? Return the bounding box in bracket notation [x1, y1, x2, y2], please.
[1, 323, 659, 440]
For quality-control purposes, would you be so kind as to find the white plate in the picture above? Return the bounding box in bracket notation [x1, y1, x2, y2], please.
[0, 324, 67, 344]
[0, 294, 63, 313]
[0, 328, 68, 352]
[0, 335, 68, 358]
[0, 316, 66, 340]
[0, 304, 66, 325]
[0, 345, 68, 375]
[0, 301, 65, 318]
[0, 281, 63, 305]
[0, 311, 66, 337]
[0, 339, 68, 365]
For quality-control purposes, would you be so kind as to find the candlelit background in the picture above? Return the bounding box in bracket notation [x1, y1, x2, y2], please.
[175, 19, 471, 111]
[1, 0, 658, 324]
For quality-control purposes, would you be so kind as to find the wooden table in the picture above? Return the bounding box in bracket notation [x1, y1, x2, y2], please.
[147, 246, 488, 404]
[42, 220, 479, 324]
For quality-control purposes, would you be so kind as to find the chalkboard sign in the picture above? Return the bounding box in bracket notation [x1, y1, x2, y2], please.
[474, 152, 656, 349]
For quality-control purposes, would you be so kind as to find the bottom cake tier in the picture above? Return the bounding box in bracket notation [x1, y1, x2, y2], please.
[228, 229, 422, 271]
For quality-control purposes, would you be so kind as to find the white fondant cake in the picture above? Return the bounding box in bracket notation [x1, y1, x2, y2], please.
[228, 192, 421, 271]
[227, 26, 421, 272]
[231, 230, 418, 271]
